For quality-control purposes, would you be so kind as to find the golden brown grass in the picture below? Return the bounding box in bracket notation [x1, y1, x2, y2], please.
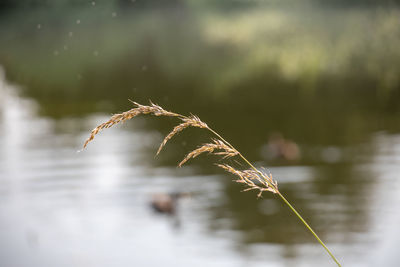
[83, 101, 341, 266]
[178, 139, 238, 167]
[83, 101, 180, 148]
[157, 115, 208, 156]
[84, 101, 277, 197]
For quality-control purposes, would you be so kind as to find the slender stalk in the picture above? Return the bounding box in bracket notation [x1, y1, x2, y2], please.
[207, 127, 341, 267]
[84, 102, 341, 266]
[277, 193, 342, 267]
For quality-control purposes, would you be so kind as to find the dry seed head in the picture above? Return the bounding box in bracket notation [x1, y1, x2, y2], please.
[216, 164, 243, 178]
[178, 139, 238, 167]
[216, 164, 254, 185]
[134, 101, 180, 117]
[156, 121, 191, 155]
[84, 102, 179, 148]
[83, 108, 140, 148]
[81, 102, 342, 265]
[156, 115, 208, 155]
[211, 139, 239, 159]
[258, 168, 279, 191]
[216, 164, 279, 197]
[179, 143, 216, 167]
[186, 115, 208, 129]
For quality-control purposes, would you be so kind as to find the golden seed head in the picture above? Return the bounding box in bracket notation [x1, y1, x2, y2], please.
[83, 101, 179, 148]
[83, 101, 277, 198]
[216, 164, 279, 197]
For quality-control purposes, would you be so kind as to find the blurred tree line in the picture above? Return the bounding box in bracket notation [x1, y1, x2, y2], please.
[1, 0, 400, 10]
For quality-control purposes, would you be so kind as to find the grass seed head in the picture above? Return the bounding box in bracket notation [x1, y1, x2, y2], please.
[178, 139, 238, 167]
[84, 102, 179, 148]
[216, 164, 279, 197]
[156, 115, 209, 155]
[83, 101, 341, 266]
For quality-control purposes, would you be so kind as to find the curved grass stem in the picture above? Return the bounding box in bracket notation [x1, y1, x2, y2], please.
[84, 102, 341, 267]
[277, 192, 342, 267]
[207, 127, 341, 267]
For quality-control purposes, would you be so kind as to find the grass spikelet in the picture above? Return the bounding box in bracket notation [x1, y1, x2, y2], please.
[84, 102, 180, 148]
[157, 115, 208, 155]
[211, 139, 239, 159]
[216, 164, 278, 196]
[156, 121, 192, 155]
[83, 101, 341, 267]
[179, 139, 238, 167]
[83, 108, 140, 148]
[134, 101, 180, 117]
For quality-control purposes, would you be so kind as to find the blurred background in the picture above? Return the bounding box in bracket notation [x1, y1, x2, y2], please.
[1, 0, 400, 266]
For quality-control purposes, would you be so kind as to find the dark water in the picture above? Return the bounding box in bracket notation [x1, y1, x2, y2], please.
[1, 2, 400, 266]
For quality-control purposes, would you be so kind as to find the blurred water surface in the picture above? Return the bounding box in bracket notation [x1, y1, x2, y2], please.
[1, 1, 400, 266]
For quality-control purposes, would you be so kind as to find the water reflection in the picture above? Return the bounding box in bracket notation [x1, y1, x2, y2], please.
[1, 68, 400, 266]
[1, 2, 400, 266]
[0, 73, 238, 267]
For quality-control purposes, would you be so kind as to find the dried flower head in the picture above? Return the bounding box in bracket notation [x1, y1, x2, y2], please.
[83, 102, 179, 148]
[216, 164, 279, 197]
[156, 115, 208, 155]
[178, 139, 238, 167]
[83, 101, 342, 266]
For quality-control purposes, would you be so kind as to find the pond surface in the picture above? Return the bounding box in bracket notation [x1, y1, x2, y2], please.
[1, 2, 400, 266]
[1, 69, 400, 266]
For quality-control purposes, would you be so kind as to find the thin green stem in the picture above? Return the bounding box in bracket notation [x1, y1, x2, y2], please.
[207, 127, 341, 267]
[277, 192, 342, 267]
[85, 103, 341, 266]
[169, 113, 340, 266]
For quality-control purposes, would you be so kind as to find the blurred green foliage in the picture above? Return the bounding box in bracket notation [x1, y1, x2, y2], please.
[0, 2, 399, 150]
[0, 1, 397, 247]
